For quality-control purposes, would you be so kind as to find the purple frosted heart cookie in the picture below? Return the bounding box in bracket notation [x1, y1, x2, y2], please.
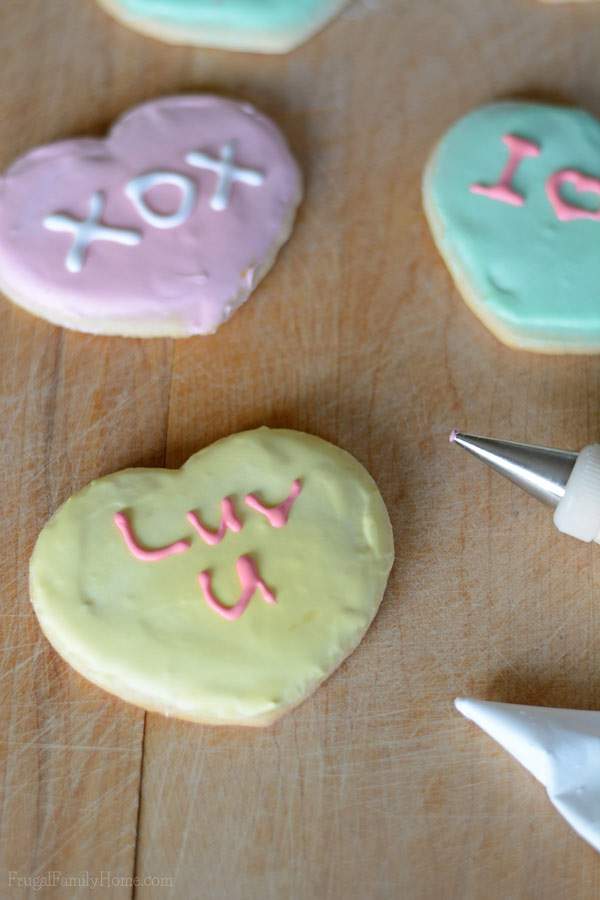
[0, 95, 302, 336]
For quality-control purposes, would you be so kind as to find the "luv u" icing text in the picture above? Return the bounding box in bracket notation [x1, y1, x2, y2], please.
[44, 141, 265, 273]
[470, 133, 600, 221]
[113, 479, 302, 621]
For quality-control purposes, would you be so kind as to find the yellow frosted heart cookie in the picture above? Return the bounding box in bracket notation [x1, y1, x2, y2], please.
[30, 428, 394, 726]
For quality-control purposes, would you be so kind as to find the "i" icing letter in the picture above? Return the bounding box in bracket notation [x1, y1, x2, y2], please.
[199, 556, 277, 621]
[546, 169, 600, 222]
[125, 171, 198, 229]
[471, 134, 540, 207]
[186, 498, 242, 546]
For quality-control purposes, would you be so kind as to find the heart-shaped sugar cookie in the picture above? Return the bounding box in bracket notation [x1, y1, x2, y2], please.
[30, 428, 394, 726]
[0, 96, 302, 337]
[96, 0, 348, 53]
[424, 102, 600, 353]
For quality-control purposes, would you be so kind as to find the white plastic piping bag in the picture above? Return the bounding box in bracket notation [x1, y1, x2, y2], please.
[455, 697, 600, 853]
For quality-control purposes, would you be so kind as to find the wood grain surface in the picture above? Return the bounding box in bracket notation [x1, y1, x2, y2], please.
[2, 1, 600, 897]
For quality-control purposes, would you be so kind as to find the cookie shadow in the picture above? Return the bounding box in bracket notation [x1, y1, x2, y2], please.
[496, 87, 600, 120]
[480, 665, 600, 712]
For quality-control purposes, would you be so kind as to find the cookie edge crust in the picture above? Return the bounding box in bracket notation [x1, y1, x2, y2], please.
[29, 572, 390, 726]
[96, 0, 348, 53]
[0, 196, 301, 337]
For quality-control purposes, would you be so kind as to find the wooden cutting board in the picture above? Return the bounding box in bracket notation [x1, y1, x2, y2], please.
[3, 0, 600, 897]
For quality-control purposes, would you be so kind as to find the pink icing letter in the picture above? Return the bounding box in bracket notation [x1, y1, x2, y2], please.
[114, 511, 190, 561]
[470, 134, 540, 207]
[199, 556, 277, 621]
[186, 497, 242, 545]
[244, 479, 302, 528]
[546, 169, 600, 222]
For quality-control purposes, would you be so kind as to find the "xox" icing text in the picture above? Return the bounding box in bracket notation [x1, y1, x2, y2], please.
[43, 141, 265, 273]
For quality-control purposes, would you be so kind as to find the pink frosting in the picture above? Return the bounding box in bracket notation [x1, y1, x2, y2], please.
[470, 134, 540, 207]
[546, 169, 600, 222]
[186, 497, 242, 545]
[244, 478, 302, 527]
[0, 96, 301, 334]
[199, 555, 277, 621]
[113, 511, 190, 561]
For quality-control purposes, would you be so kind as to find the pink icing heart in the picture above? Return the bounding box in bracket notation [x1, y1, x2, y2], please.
[0, 95, 302, 336]
[546, 169, 600, 222]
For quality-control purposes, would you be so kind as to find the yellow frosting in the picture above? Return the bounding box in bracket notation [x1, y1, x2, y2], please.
[30, 428, 394, 725]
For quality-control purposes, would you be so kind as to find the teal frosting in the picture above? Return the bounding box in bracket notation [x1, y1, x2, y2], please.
[118, 0, 334, 30]
[427, 102, 600, 350]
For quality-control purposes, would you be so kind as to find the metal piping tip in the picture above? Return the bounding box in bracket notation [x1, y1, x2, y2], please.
[450, 431, 578, 508]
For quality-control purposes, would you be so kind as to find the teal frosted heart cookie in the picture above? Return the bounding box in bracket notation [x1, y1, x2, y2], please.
[424, 102, 600, 353]
[97, 0, 348, 53]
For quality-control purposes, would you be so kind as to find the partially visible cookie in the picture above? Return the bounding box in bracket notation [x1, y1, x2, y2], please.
[96, 0, 348, 53]
[424, 102, 600, 354]
[0, 95, 302, 337]
[30, 428, 394, 726]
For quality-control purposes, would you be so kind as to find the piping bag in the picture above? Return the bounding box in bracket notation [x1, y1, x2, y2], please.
[449, 431, 600, 543]
[455, 698, 600, 853]
[451, 431, 600, 850]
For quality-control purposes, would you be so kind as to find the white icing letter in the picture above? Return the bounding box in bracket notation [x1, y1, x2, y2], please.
[44, 191, 141, 273]
[186, 141, 264, 212]
[125, 171, 197, 229]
